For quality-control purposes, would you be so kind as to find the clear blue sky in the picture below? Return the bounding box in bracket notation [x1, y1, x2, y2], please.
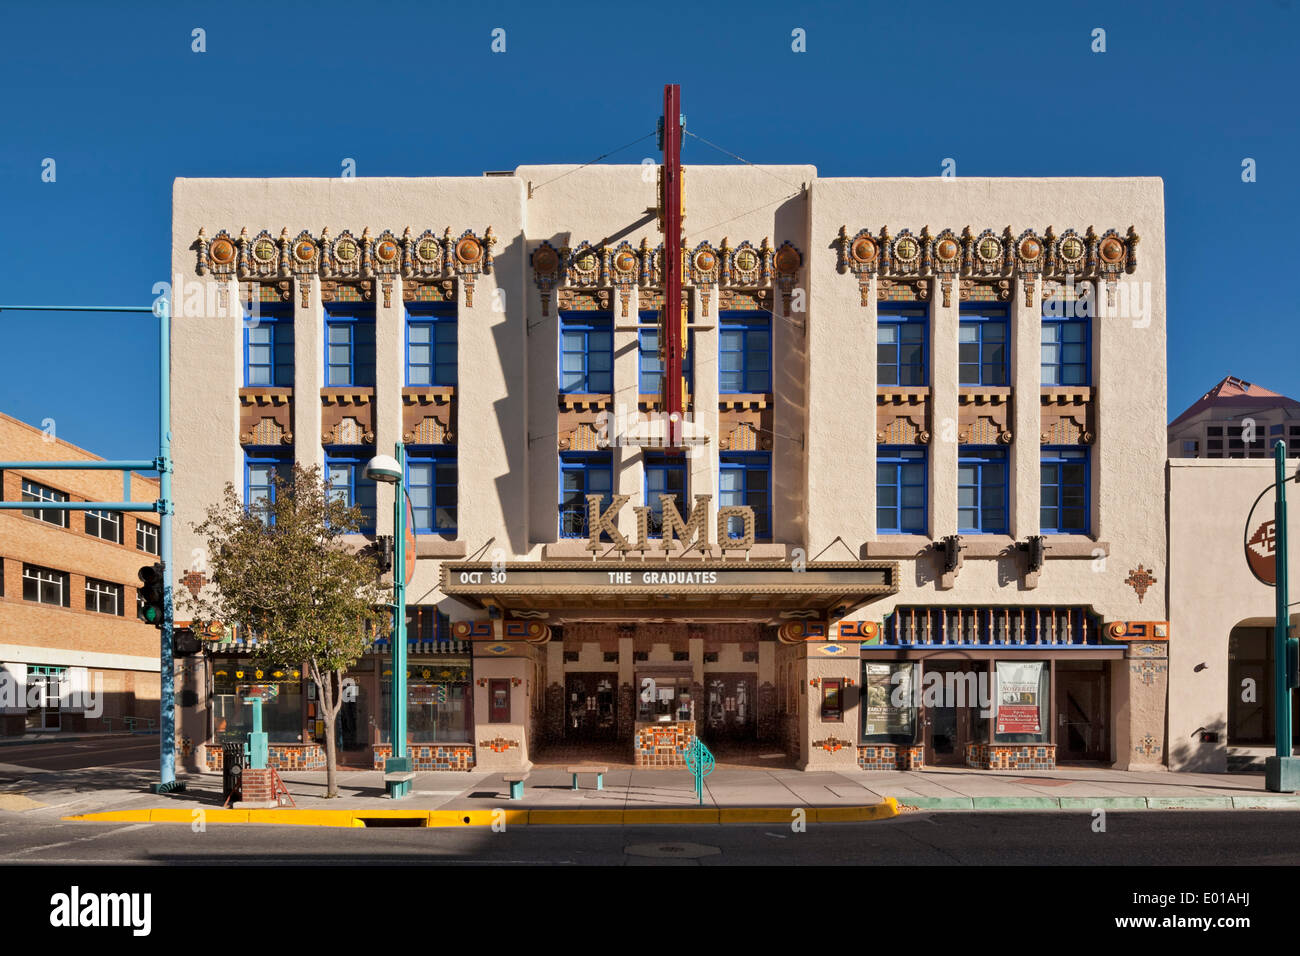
[1, 0, 1296, 459]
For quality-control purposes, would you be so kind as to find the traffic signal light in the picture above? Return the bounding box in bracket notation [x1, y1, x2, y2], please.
[138, 562, 165, 628]
[173, 627, 202, 657]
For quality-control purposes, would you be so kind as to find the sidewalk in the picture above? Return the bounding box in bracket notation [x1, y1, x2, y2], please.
[18, 764, 1300, 825]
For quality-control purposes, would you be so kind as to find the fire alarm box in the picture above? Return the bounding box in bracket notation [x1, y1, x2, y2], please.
[489, 678, 510, 723]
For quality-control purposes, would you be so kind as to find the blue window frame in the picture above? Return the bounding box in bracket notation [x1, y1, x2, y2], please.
[324, 305, 376, 387]
[958, 447, 1008, 534]
[958, 305, 1009, 386]
[244, 450, 291, 525]
[1040, 447, 1089, 534]
[1041, 304, 1089, 386]
[644, 453, 688, 536]
[637, 314, 694, 395]
[877, 307, 927, 386]
[559, 452, 613, 538]
[325, 449, 378, 532]
[876, 447, 927, 534]
[719, 452, 771, 541]
[244, 307, 294, 387]
[560, 313, 613, 393]
[406, 447, 457, 537]
[406, 304, 457, 387]
[719, 312, 771, 393]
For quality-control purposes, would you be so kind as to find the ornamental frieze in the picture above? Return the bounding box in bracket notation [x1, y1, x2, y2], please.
[194, 227, 497, 298]
[531, 236, 803, 317]
[835, 225, 1139, 307]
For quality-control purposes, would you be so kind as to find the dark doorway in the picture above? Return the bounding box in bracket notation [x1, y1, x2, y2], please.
[702, 674, 757, 743]
[1056, 665, 1109, 762]
[565, 673, 618, 741]
[923, 662, 983, 766]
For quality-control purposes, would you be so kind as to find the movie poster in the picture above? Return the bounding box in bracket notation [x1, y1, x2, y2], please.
[995, 662, 1043, 734]
[864, 662, 914, 736]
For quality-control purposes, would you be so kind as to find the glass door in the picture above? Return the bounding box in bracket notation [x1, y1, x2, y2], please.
[923, 662, 977, 765]
[565, 673, 618, 740]
[25, 673, 61, 731]
[1057, 669, 1109, 762]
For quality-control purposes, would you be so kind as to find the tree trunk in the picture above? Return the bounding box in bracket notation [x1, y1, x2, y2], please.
[320, 670, 338, 798]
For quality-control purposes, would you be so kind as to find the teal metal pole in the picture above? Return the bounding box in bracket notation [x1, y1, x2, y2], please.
[155, 297, 179, 792]
[391, 442, 409, 795]
[1275, 440, 1291, 759]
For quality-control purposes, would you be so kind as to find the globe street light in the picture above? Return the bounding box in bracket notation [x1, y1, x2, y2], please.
[364, 445, 411, 798]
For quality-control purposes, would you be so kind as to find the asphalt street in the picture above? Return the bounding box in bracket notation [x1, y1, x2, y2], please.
[0, 811, 1295, 865]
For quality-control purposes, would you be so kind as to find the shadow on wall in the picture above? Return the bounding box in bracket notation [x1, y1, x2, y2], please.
[490, 231, 529, 556]
[773, 192, 808, 546]
[1167, 717, 1227, 772]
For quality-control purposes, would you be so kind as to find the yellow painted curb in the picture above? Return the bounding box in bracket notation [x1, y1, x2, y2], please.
[815, 798, 899, 823]
[64, 800, 900, 827]
[625, 808, 720, 824]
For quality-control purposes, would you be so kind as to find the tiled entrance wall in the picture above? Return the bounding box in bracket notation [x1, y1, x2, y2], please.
[966, 743, 1056, 770]
[372, 743, 475, 771]
[204, 743, 325, 771]
[857, 744, 925, 770]
[635, 720, 696, 768]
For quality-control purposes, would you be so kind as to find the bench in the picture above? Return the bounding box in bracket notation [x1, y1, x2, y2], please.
[383, 756, 416, 786]
[567, 765, 608, 791]
[502, 772, 530, 800]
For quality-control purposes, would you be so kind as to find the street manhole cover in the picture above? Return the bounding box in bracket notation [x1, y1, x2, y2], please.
[624, 842, 721, 859]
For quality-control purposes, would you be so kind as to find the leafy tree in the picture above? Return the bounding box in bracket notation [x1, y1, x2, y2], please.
[185, 464, 391, 798]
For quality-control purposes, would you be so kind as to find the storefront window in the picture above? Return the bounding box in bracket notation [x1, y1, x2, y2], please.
[993, 660, 1050, 743]
[379, 659, 472, 743]
[636, 674, 695, 722]
[211, 660, 303, 744]
[862, 662, 918, 743]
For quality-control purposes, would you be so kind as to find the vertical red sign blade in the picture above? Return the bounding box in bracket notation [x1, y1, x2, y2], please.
[662, 83, 683, 450]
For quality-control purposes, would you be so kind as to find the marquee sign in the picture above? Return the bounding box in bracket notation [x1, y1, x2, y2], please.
[583, 493, 755, 554]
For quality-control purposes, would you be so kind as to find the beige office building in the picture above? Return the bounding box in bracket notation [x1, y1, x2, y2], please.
[170, 168, 1170, 775]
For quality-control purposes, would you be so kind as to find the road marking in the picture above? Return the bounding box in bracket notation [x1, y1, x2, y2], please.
[4, 822, 153, 857]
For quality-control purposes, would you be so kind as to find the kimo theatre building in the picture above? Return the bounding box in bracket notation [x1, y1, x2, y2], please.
[440, 496, 900, 770]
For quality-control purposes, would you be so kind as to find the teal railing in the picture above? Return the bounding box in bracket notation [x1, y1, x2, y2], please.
[683, 737, 715, 806]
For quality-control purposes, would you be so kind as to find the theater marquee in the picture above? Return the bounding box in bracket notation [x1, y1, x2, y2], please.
[441, 559, 899, 621]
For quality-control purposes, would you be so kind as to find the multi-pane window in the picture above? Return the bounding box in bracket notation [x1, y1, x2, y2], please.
[244, 308, 294, 387]
[877, 307, 927, 386]
[22, 565, 69, 607]
[719, 452, 771, 541]
[136, 521, 159, 555]
[958, 305, 1009, 386]
[560, 453, 613, 538]
[85, 578, 122, 616]
[20, 479, 68, 527]
[958, 447, 1008, 534]
[644, 454, 688, 536]
[245, 452, 291, 525]
[719, 313, 771, 393]
[1040, 448, 1089, 534]
[325, 451, 378, 533]
[85, 509, 122, 544]
[560, 314, 613, 393]
[406, 305, 457, 387]
[406, 448, 457, 536]
[324, 305, 376, 387]
[638, 318, 695, 395]
[876, 447, 926, 534]
[1041, 306, 1089, 386]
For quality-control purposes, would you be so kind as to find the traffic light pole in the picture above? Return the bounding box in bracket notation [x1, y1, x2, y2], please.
[0, 302, 181, 793]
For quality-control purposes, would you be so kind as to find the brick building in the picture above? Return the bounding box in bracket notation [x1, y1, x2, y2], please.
[0, 412, 161, 734]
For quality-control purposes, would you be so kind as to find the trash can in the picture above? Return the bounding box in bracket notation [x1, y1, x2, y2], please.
[222, 741, 245, 803]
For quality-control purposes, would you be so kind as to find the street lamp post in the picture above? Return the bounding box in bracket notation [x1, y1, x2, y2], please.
[364, 444, 410, 798]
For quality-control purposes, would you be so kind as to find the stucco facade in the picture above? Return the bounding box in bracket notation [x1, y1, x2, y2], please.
[171, 168, 1169, 774]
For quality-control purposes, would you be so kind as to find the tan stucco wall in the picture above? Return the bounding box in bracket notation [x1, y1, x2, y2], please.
[1168, 458, 1300, 771]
